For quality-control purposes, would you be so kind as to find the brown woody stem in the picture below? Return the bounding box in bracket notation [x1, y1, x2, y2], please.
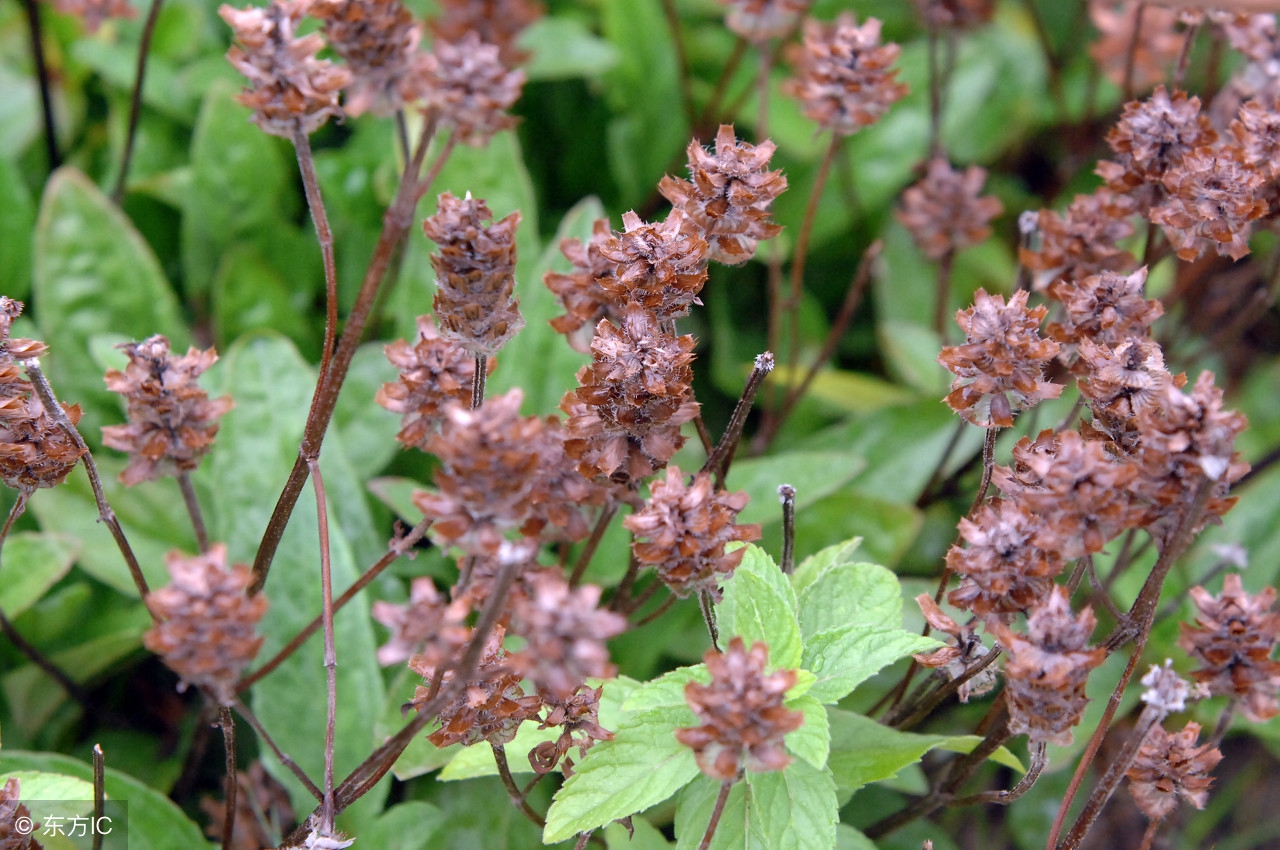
[219, 706, 238, 850]
[779, 484, 796, 575]
[232, 697, 323, 801]
[178, 471, 210, 553]
[307, 458, 338, 832]
[21, 0, 60, 170]
[293, 128, 339, 387]
[702, 352, 774, 484]
[472, 355, 488, 409]
[699, 780, 736, 850]
[92, 744, 105, 850]
[492, 743, 546, 827]
[112, 0, 165, 203]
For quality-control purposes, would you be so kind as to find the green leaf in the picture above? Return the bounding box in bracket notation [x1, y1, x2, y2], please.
[790, 538, 863, 597]
[0, 751, 209, 850]
[522, 17, 620, 81]
[211, 246, 317, 359]
[368, 476, 430, 523]
[0, 532, 78, 619]
[0, 157, 35, 299]
[674, 776, 747, 850]
[360, 801, 446, 850]
[878, 320, 948, 397]
[769, 364, 918, 415]
[32, 167, 186, 417]
[0, 770, 95, 802]
[714, 545, 802, 670]
[604, 815, 674, 849]
[333, 342, 403, 474]
[0, 65, 40, 158]
[802, 626, 941, 705]
[786, 695, 830, 771]
[621, 667, 708, 715]
[674, 760, 839, 850]
[798, 561, 903, 639]
[729, 451, 865, 527]
[836, 824, 879, 850]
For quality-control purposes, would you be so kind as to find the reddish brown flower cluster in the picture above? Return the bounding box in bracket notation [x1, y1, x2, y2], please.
[376, 316, 489, 448]
[945, 499, 1062, 617]
[423, 192, 524, 358]
[986, 587, 1106, 746]
[219, 0, 350, 137]
[143, 545, 268, 705]
[1046, 267, 1164, 346]
[913, 595, 998, 702]
[1020, 190, 1137, 291]
[717, 0, 811, 42]
[1150, 145, 1267, 261]
[914, 0, 995, 30]
[371, 576, 470, 667]
[784, 13, 909, 136]
[1126, 721, 1223, 820]
[101, 336, 233, 486]
[49, 0, 134, 32]
[596, 211, 709, 320]
[530, 684, 613, 775]
[0, 777, 42, 850]
[659, 125, 787, 266]
[312, 0, 420, 117]
[1097, 87, 1216, 211]
[427, 0, 543, 65]
[625, 466, 761, 600]
[676, 638, 804, 781]
[414, 33, 525, 146]
[544, 218, 621, 352]
[1178, 574, 1280, 722]
[896, 158, 1003, 261]
[938, 289, 1062, 428]
[1089, 2, 1187, 91]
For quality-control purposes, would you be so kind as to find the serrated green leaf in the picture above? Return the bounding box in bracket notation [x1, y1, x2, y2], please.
[621, 667, 707, 716]
[802, 626, 941, 704]
[0, 532, 78, 619]
[790, 538, 863, 596]
[715, 545, 802, 670]
[0, 770, 94, 803]
[798, 562, 903, 639]
[836, 824, 878, 850]
[786, 695, 830, 771]
[674, 776, 747, 850]
[604, 815, 674, 849]
[32, 167, 186, 418]
[674, 761, 838, 850]
[729, 452, 865, 527]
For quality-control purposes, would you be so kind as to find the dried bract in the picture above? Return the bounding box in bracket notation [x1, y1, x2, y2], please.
[1150, 145, 1267, 261]
[717, 0, 811, 42]
[372, 576, 470, 667]
[597, 211, 709, 319]
[1096, 86, 1216, 211]
[414, 33, 525, 146]
[428, 0, 543, 65]
[1089, 2, 1185, 91]
[0, 777, 43, 850]
[1020, 190, 1137, 291]
[1231, 97, 1280, 180]
[946, 499, 1063, 617]
[377, 316, 486, 449]
[1046, 267, 1163, 346]
[913, 595, 997, 702]
[312, 0, 421, 116]
[530, 685, 613, 775]
[896, 158, 1003, 261]
[1126, 721, 1223, 820]
[544, 218, 621, 352]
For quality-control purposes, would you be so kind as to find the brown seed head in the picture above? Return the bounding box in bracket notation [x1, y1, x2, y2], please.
[219, 0, 350, 138]
[1077, 336, 1176, 453]
[896, 158, 1003, 261]
[413, 33, 525, 146]
[1231, 97, 1280, 180]
[913, 594, 998, 702]
[1096, 87, 1216, 211]
[312, 0, 421, 117]
[101, 335, 233, 486]
[428, 0, 544, 65]
[597, 211, 709, 319]
[376, 316, 488, 449]
[1150, 144, 1267, 262]
[946, 498, 1063, 618]
[717, 0, 811, 41]
[676, 637, 804, 781]
[625, 466, 762, 601]
[372, 576, 471, 667]
[424, 192, 524, 358]
[544, 218, 622, 353]
[0, 297, 47, 362]
[1089, 2, 1186, 92]
[1020, 190, 1137, 291]
[659, 125, 787, 266]
[1126, 721, 1223, 819]
[143, 544, 268, 705]
[783, 13, 909, 137]
[1046, 266, 1164, 346]
[530, 684, 613, 775]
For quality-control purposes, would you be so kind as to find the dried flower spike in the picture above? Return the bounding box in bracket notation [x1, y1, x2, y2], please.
[915, 0, 995, 30]
[597, 211, 709, 319]
[1089, 2, 1186, 91]
[676, 637, 804, 781]
[376, 316, 488, 449]
[428, 0, 544, 65]
[896, 158, 1003, 261]
[0, 776, 43, 850]
[101, 335, 233, 486]
[913, 594, 997, 702]
[544, 218, 621, 352]
[946, 498, 1063, 617]
[1150, 144, 1267, 261]
[1096, 86, 1216, 211]
[530, 684, 613, 775]
[1126, 721, 1223, 820]
[1046, 266, 1163, 346]
[717, 0, 811, 42]
[312, 0, 421, 117]
[414, 33, 526, 146]
[143, 544, 268, 705]
[219, 0, 350, 138]
[1019, 189, 1137, 291]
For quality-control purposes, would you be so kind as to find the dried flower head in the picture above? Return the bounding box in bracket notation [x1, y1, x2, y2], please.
[625, 466, 762, 601]
[424, 192, 524, 358]
[659, 125, 787, 266]
[1096, 86, 1216, 210]
[784, 13, 909, 136]
[717, 0, 811, 42]
[0, 353, 86, 494]
[0, 777, 43, 850]
[1077, 336, 1175, 451]
[530, 684, 613, 775]
[1177, 574, 1280, 722]
[200, 762, 294, 850]
[1046, 266, 1164, 346]
[946, 498, 1063, 617]
[938, 289, 1062, 428]
[1126, 721, 1223, 820]
[1140, 659, 1205, 715]
[414, 33, 525, 146]
[915, 0, 995, 29]
[219, 0, 350, 137]
[1089, 2, 1186, 91]
[1019, 190, 1138, 291]
[596, 211, 709, 319]
[1150, 144, 1267, 261]
[913, 594, 998, 702]
[1231, 97, 1280, 180]
[428, 0, 544, 65]
[896, 158, 1003, 261]
[376, 316, 488, 449]
[49, 0, 134, 31]
[0, 298, 46, 362]
[143, 544, 268, 705]
[371, 576, 470, 667]
[100, 336, 233, 486]
[312, 0, 421, 117]
[986, 587, 1107, 746]
[544, 218, 621, 353]
[676, 638, 805, 781]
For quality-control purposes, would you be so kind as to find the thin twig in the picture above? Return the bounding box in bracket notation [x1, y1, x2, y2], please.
[307, 458, 339, 833]
[178, 471, 210, 553]
[472, 355, 488, 409]
[568, 502, 619, 587]
[1122, 3, 1148, 102]
[112, 0, 165, 203]
[779, 484, 796, 575]
[702, 352, 775, 485]
[21, 0, 60, 170]
[755, 43, 774, 138]
[231, 697, 323, 801]
[950, 741, 1047, 806]
[699, 591, 719, 649]
[292, 128, 340, 387]
[92, 744, 105, 850]
[784, 134, 842, 388]
[699, 780, 736, 850]
[1173, 19, 1200, 87]
[220, 706, 238, 850]
[492, 743, 546, 827]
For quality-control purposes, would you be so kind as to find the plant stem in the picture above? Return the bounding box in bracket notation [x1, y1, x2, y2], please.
[699, 780, 735, 850]
[220, 706, 238, 850]
[307, 458, 338, 833]
[112, 0, 165, 203]
[568, 501, 619, 587]
[26, 359, 154, 608]
[178, 471, 210, 553]
[784, 133, 842, 390]
[632, 592, 677, 626]
[1122, 2, 1148, 102]
[702, 351, 774, 485]
[779, 484, 796, 575]
[472, 354, 487, 408]
[926, 19, 943, 158]
[21, 0, 60, 170]
[232, 697, 323, 801]
[293, 128, 339, 387]
[700, 37, 749, 126]
[92, 744, 105, 850]
[492, 743, 546, 827]
[1173, 18, 1200, 88]
[699, 591, 719, 649]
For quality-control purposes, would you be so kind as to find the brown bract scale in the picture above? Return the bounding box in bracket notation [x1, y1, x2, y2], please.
[1096, 87, 1216, 212]
[544, 218, 621, 353]
[783, 13, 909, 137]
[1211, 12, 1277, 64]
[1150, 144, 1267, 261]
[938, 289, 1062, 429]
[659, 125, 787, 266]
[561, 308, 700, 482]
[376, 316, 487, 449]
[717, 0, 811, 42]
[914, 0, 995, 29]
[1126, 721, 1223, 820]
[530, 685, 613, 775]
[49, 0, 134, 31]
[424, 192, 524, 358]
[413, 33, 525, 146]
[1177, 574, 1280, 722]
[507, 569, 625, 701]
[1077, 336, 1177, 453]
[218, 0, 350, 138]
[1046, 267, 1164, 346]
[598, 211, 709, 320]
[0, 777, 43, 850]
[1020, 190, 1137, 291]
[986, 587, 1107, 746]
[312, 0, 420, 117]
[676, 638, 804, 781]
[0, 298, 47, 362]
[100, 335, 233, 486]
[143, 545, 268, 706]
[895, 158, 1003, 261]
[913, 595, 997, 702]
[371, 576, 470, 667]
[1231, 97, 1280, 180]
[1089, 2, 1185, 91]
[625, 465, 761, 601]
[428, 0, 543, 65]
[946, 498, 1063, 618]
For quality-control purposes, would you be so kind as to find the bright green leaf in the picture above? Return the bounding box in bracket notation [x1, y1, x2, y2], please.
[621, 667, 707, 717]
[360, 801, 446, 850]
[798, 561, 903, 638]
[790, 538, 863, 597]
[0, 770, 94, 802]
[368, 476, 430, 522]
[0, 157, 35, 299]
[604, 815, 674, 849]
[0, 532, 78, 619]
[729, 452, 865, 527]
[674, 761, 838, 850]
[786, 694, 830, 771]
[714, 545, 802, 670]
[522, 17, 620, 81]
[836, 824, 878, 850]
[802, 626, 941, 705]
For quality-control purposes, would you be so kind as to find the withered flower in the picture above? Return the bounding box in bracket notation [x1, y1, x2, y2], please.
[101, 336, 233, 486]
[660, 125, 787, 266]
[1177, 573, 1280, 722]
[544, 218, 621, 352]
[0, 777, 43, 850]
[986, 587, 1107, 746]
[1150, 144, 1267, 261]
[597, 211, 709, 320]
[1020, 190, 1137, 291]
[1077, 336, 1176, 452]
[414, 33, 525, 146]
[49, 0, 134, 32]
[530, 684, 613, 775]
[914, 0, 995, 29]
[143, 544, 268, 705]
[946, 499, 1063, 617]
[938, 289, 1062, 428]
[1126, 721, 1223, 820]
[312, 0, 421, 117]
[625, 466, 761, 601]
[428, 0, 544, 65]
[717, 0, 811, 42]
[896, 158, 1003, 261]
[423, 192, 524, 358]
[1046, 267, 1164, 346]
[1096, 86, 1216, 211]
[676, 638, 804, 781]
[219, 0, 350, 138]
[1231, 97, 1280, 180]
[783, 13, 909, 137]
[1089, 2, 1186, 91]
[371, 576, 470, 667]
[913, 594, 997, 702]
[376, 316, 488, 449]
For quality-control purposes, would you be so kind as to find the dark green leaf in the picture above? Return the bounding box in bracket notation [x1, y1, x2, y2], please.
[522, 17, 620, 81]
[360, 800, 446, 850]
[728, 451, 866, 527]
[0, 532, 78, 619]
[211, 246, 318, 358]
[0, 157, 35, 299]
